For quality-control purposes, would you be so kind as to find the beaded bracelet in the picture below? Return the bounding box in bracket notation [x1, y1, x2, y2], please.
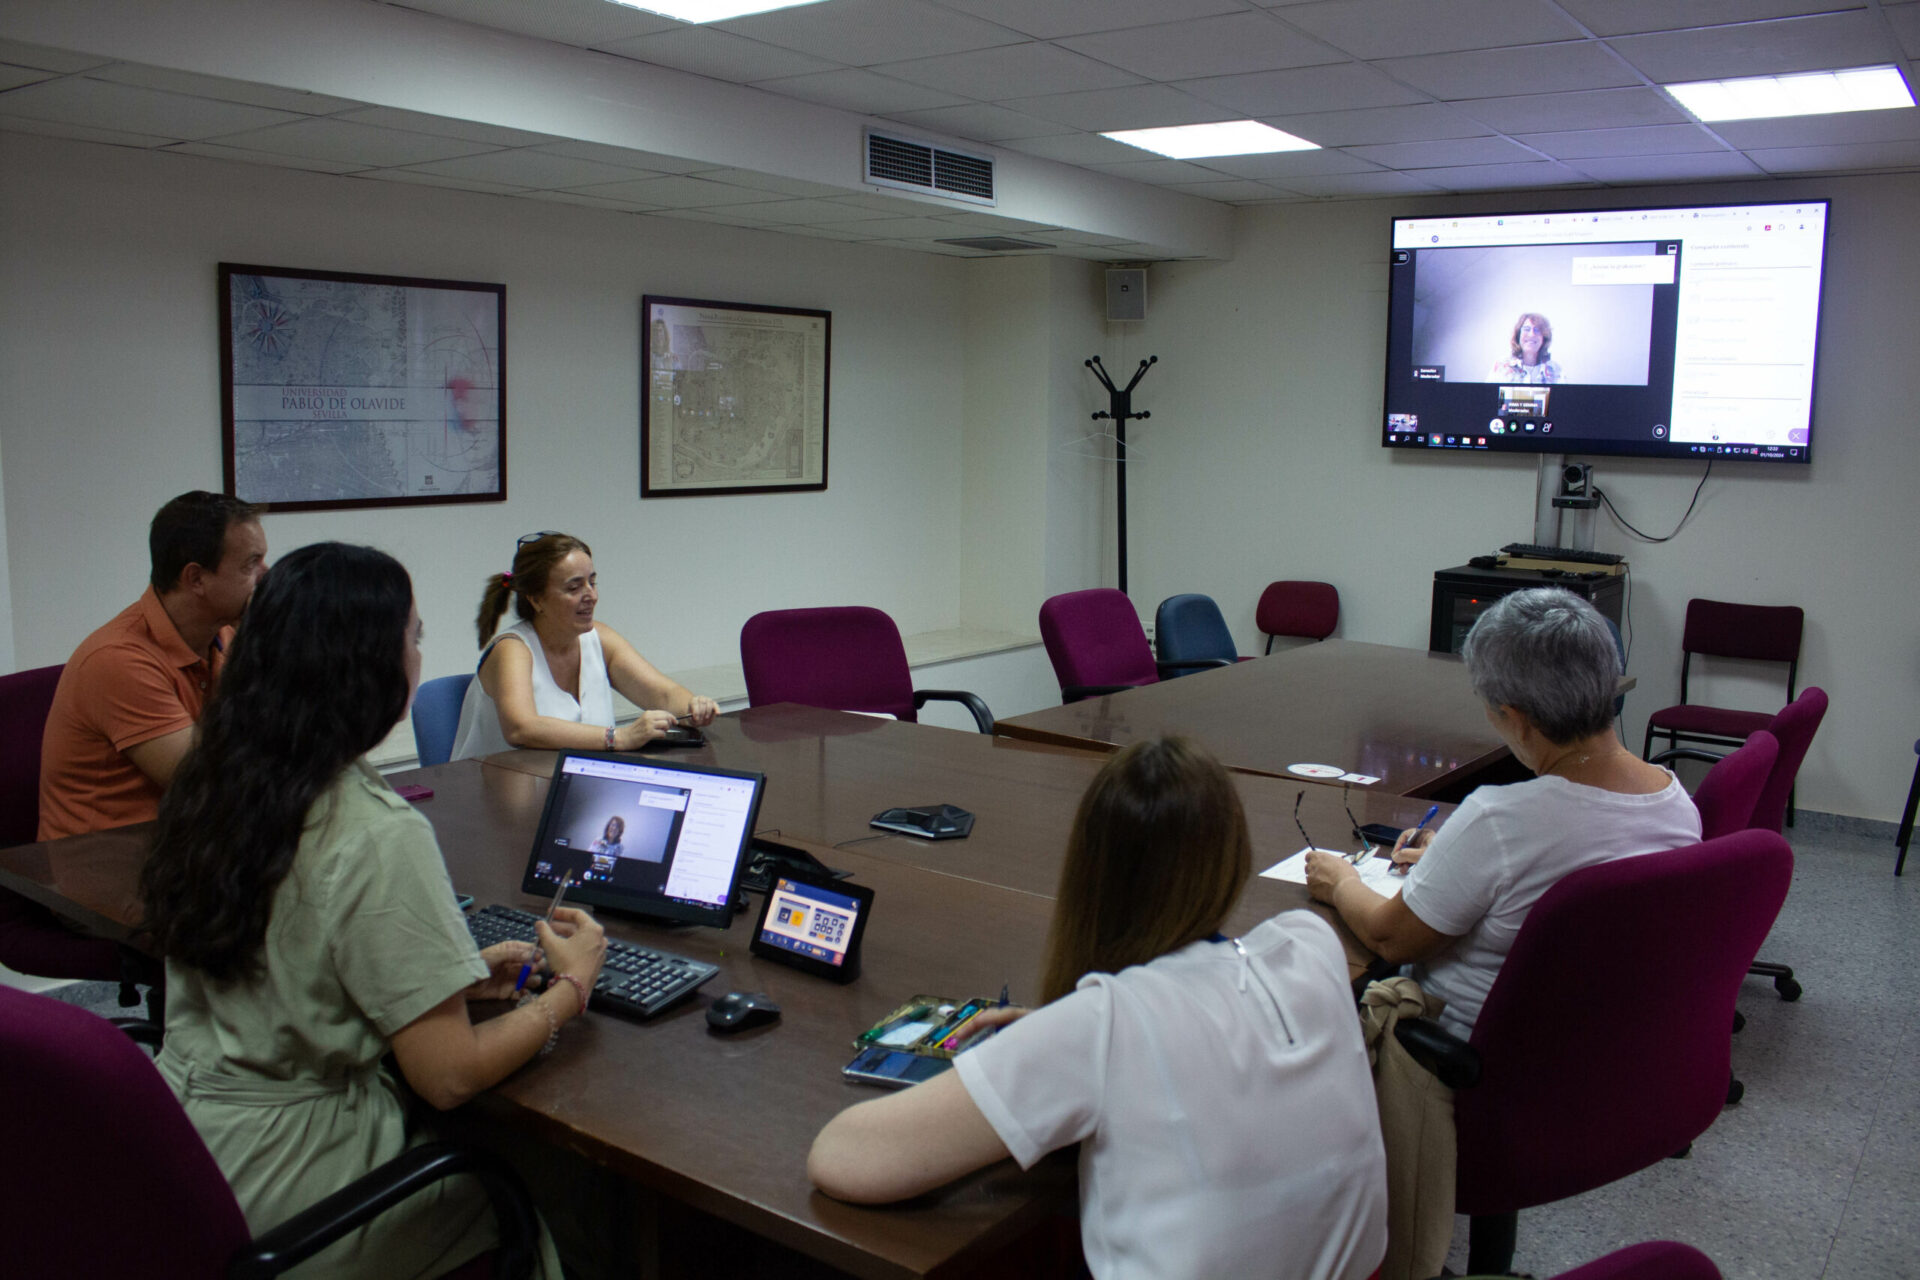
[551, 972, 590, 1017]
[604, 725, 616, 749]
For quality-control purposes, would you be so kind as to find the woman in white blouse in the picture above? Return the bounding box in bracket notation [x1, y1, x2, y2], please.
[808, 737, 1388, 1280]
[449, 531, 717, 760]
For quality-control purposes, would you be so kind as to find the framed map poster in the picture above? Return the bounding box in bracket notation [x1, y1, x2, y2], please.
[642, 294, 830, 497]
[219, 263, 506, 512]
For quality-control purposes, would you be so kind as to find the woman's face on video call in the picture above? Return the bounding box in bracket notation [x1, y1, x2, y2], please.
[1518, 318, 1544, 361]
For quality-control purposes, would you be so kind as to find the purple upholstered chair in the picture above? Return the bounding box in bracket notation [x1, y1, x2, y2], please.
[1255, 580, 1339, 654]
[1394, 830, 1792, 1275]
[1642, 599, 1802, 777]
[1552, 1241, 1722, 1280]
[0, 663, 125, 984]
[1, 983, 538, 1279]
[739, 606, 993, 732]
[1691, 730, 1780, 840]
[1039, 588, 1230, 705]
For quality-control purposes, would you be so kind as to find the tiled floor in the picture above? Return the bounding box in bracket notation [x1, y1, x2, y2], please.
[39, 818, 1917, 1279]
[1443, 819, 1919, 1278]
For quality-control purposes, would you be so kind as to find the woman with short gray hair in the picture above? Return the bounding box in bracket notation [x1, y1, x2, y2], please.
[1306, 588, 1700, 1038]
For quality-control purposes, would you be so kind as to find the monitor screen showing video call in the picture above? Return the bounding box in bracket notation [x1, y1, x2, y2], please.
[1382, 199, 1828, 464]
[523, 752, 764, 929]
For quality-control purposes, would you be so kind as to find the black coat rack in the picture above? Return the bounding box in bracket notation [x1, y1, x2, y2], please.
[1086, 354, 1156, 596]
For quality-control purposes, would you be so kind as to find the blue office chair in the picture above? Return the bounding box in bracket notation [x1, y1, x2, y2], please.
[1154, 594, 1247, 676]
[411, 674, 473, 766]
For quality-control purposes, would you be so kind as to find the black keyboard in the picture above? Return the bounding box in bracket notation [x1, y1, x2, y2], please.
[1499, 542, 1624, 566]
[465, 903, 718, 1020]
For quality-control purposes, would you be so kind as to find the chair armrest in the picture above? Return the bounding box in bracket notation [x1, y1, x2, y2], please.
[913, 689, 995, 734]
[229, 1142, 539, 1280]
[1393, 1017, 1482, 1091]
[1647, 746, 1729, 768]
[1061, 683, 1140, 704]
[112, 1017, 163, 1049]
[1155, 658, 1234, 678]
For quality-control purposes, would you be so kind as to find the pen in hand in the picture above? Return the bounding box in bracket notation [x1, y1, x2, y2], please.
[514, 869, 574, 993]
[1393, 806, 1441, 874]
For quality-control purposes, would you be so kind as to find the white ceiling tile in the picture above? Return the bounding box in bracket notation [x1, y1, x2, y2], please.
[1747, 138, 1920, 172]
[1555, 0, 1857, 39]
[999, 130, 1157, 164]
[745, 197, 897, 222]
[1347, 135, 1542, 167]
[594, 26, 839, 82]
[333, 107, 555, 147]
[0, 116, 173, 148]
[694, 168, 856, 197]
[1181, 63, 1427, 117]
[1516, 123, 1728, 159]
[872, 42, 1141, 99]
[776, 221, 891, 240]
[401, 149, 651, 188]
[1082, 157, 1242, 184]
[1411, 160, 1594, 190]
[1056, 13, 1343, 81]
[1195, 147, 1385, 177]
[753, 68, 968, 113]
[1378, 40, 1641, 101]
[1265, 102, 1497, 145]
[0, 77, 303, 140]
[529, 140, 706, 172]
[932, 0, 1251, 40]
[1272, 168, 1446, 196]
[569, 173, 795, 206]
[1566, 151, 1767, 182]
[1007, 83, 1235, 130]
[1276, 0, 1583, 60]
[1453, 87, 1688, 133]
[1713, 107, 1920, 149]
[1158, 177, 1295, 201]
[1047, 229, 1139, 245]
[1889, 4, 1920, 58]
[1607, 12, 1896, 82]
[832, 215, 970, 237]
[717, 0, 1027, 65]
[86, 64, 364, 114]
[931, 210, 1061, 232]
[0, 40, 112, 73]
[0, 64, 55, 93]
[164, 140, 369, 173]
[519, 189, 662, 211]
[825, 191, 947, 212]
[388, 0, 680, 47]
[355, 168, 526, 194]
[212, 118, 502, 167]
[883, 102, 1074, 141]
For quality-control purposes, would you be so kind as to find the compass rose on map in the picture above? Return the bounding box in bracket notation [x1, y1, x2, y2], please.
[239, 298, 296, 358]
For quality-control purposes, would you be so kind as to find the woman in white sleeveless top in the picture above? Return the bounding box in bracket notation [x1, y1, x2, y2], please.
[449, 532, 717, 761]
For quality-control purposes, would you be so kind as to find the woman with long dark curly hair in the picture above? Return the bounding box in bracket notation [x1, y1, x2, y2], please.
[808, 737, 1387, 1279]
[142, 542, 602, 1280]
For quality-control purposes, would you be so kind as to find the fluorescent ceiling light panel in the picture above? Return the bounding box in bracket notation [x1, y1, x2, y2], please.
[1102, 120, 1318, 159]
[606, 0, 828, 22]
[1665, 65, 1913, 123]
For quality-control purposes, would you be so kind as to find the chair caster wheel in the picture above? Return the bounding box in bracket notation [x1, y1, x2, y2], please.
[1775, 977, 1802, 1001]
[1669, 1142, 1693, 1159]
[1726, 1078, 1744, 1105]
[1732, 1011, 1746, 1033]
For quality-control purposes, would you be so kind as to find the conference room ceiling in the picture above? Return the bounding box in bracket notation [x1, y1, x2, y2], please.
[3, 0, 1919, 259]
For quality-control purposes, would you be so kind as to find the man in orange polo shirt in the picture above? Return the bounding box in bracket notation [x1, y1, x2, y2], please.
[38, 491, 268, 840]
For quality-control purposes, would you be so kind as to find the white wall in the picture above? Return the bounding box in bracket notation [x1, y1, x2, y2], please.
[0, 131, 986, 703]
[1125, 175, 1920, 823]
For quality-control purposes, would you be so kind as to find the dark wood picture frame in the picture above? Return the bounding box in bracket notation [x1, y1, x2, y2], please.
[642, 294, 830, 498]
[220, 262, 506, 512]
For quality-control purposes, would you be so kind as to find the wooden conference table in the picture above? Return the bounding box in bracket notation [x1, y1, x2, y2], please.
[996, 639, 1524, 801]
[0, 704, 1450, 1280]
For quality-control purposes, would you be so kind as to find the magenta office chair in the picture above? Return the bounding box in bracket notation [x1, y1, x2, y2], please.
[1552, 1241, 1722, 1280]
[1393, 830, 1793, 1276]
[1255, 580, 1339, 654]
[0, 663, 130, 988]
[1690, 731, 1780, 840]
[1, 983, 539, 1280]
[740, 606, 993, 732]
[1038, 589, 1230, 704]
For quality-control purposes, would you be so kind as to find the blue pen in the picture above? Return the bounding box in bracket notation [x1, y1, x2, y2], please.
[1394, 806, 1441, 874]
[514, 870, 574, 994]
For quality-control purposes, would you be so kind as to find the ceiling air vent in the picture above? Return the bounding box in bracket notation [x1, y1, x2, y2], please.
[866, 131, 996, 207]
[936, 236, 1054, 252]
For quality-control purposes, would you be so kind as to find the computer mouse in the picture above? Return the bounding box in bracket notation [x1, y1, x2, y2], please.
[706, 990, 781, 1032]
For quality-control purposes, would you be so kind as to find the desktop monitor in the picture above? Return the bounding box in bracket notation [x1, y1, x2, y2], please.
[1382, 199, 1828, 464]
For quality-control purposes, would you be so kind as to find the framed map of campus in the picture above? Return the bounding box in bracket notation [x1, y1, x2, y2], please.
[219, 263, 506, 512]
[642, 294, 830, 497]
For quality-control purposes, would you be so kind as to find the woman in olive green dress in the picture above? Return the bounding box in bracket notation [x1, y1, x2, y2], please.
[141, 542, 606, 1279]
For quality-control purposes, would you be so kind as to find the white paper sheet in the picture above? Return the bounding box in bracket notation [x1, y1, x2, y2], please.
[1260, 846, 1405, 897]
